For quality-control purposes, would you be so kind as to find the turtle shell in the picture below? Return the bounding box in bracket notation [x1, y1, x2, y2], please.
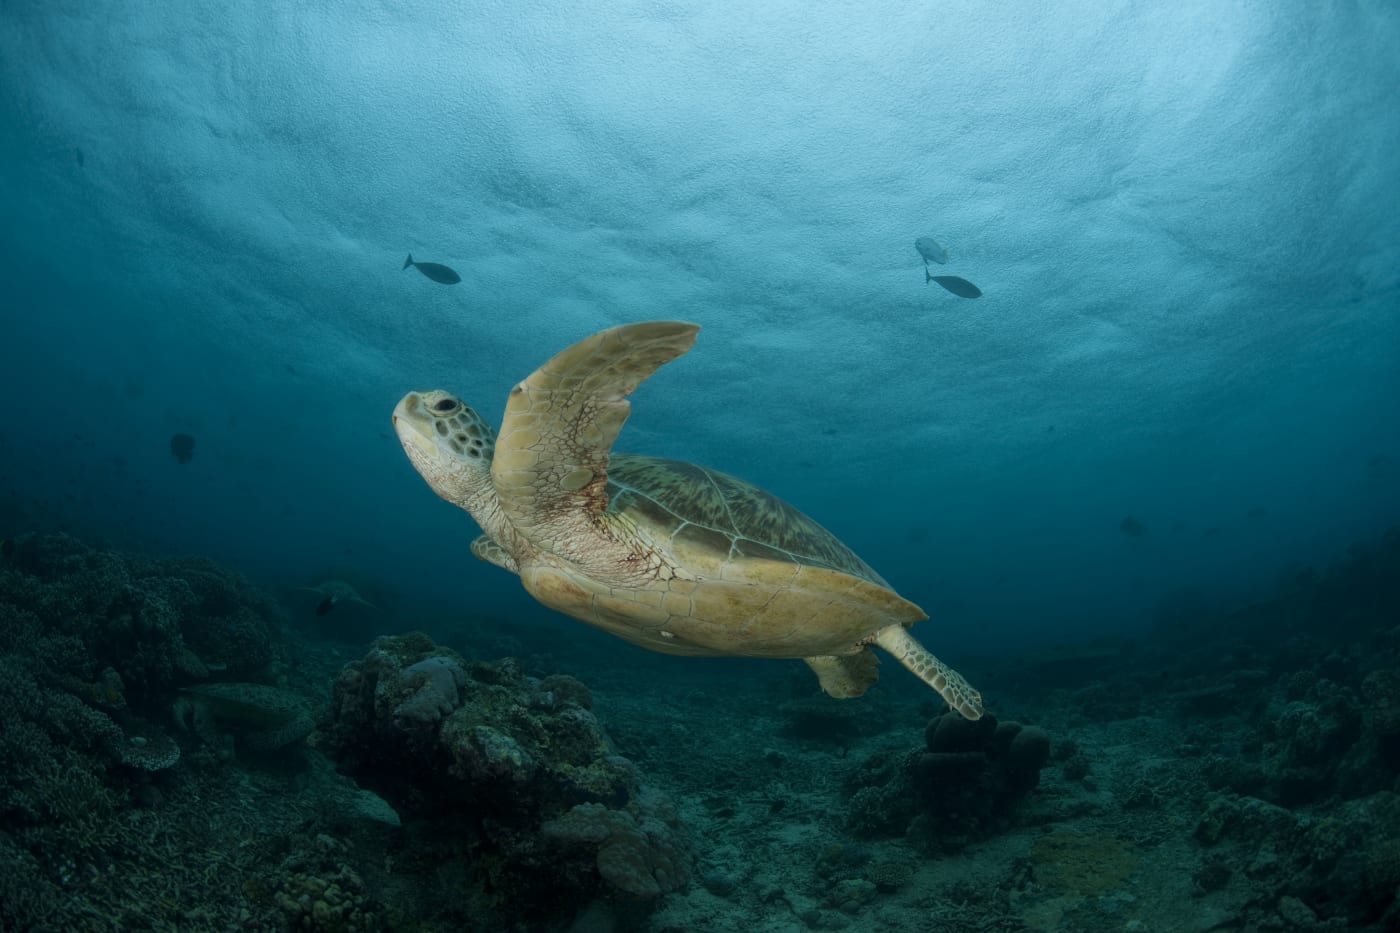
[510, 452, 926, 660]
[606, 453, 888, 588]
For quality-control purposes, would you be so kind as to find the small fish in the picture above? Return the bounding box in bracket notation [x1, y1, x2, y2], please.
[75, 147, 85, 168]
[169, 433, 195, 464]
[927, 272, 982, 298]
[915, 236, 948, 265]
[1119, 516, 1146, 538]
[403, 254, 461, 285]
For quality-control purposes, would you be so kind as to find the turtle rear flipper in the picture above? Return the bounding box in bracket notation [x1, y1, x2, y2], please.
[804, 651, 880, 698]
[872, 625, 983, 719]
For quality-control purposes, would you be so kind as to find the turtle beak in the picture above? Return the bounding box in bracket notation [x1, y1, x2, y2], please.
[392, 393, 439, 454]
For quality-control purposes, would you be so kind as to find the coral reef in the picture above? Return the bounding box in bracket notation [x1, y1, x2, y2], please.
[843, 710, 1052, 851]
[0, 530, 286, 766]
[393, 655, 467, 724]
[542, 793, 688, 898]
[0, 533, 342, 930]
[1193, 789, 1400, 927]
[325, 634, 689, 927]
[1, 523, 1395, 931]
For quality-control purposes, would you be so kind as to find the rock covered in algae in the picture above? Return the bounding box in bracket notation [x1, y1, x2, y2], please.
[325, 634, 690, 921]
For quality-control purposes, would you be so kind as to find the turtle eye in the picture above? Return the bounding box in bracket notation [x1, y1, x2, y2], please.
[432, 398, 459, 413]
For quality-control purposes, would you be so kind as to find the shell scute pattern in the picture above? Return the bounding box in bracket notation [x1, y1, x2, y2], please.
[606, 455, 881, 585]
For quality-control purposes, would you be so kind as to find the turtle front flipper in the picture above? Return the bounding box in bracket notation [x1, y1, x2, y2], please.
[492, 321, 700, 550]
[871, 625, 984, 719]
[804, 651, 880, 698]
[471, 535, 519, 575]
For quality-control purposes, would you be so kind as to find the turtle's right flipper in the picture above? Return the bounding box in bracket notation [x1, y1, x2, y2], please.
[492, 321, 699, 543]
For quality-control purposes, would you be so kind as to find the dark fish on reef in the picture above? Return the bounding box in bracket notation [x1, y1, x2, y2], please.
[403, 254, 461, 285]
[1119, 516, 1147, 538]
[915, 236, 948, 265]
[169, 433, 195, 464]
[927, 272, 982, 298]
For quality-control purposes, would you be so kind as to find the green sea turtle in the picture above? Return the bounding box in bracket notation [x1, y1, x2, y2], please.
[392, 321, 982, 719]
[298, 579, 378, 616]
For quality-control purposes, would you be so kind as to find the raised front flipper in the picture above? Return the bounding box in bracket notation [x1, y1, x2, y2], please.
[492, 321, 700, 553]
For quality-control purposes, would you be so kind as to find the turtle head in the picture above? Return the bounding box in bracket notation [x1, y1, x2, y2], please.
[392, 391, 497, 515]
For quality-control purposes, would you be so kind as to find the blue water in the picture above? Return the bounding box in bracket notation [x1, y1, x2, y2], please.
[3, 2, 1398, 654]
[1, 5, 1399, 928]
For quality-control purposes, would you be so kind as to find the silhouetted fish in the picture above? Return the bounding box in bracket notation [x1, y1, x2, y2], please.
[927, 273, 982, 298]
[75, 147, 84, 168]
[403, 254, 461, 285]
[170, 433, 195, 464]
[915, 236, 948, 265]
[1120, 516, 1146, 538]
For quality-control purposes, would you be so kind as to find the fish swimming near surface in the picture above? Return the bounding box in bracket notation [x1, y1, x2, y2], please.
[927, 273, 982, 298]
[915, 236, 948, 265]
[403, 254, 461, 285]
[1120, 516, 1147, 538]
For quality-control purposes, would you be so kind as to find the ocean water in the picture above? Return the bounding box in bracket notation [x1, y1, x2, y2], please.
[2, 2, 1398, 931]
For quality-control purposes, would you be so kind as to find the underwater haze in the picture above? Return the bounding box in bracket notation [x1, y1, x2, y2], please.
[5, 3, 1400, 931]
[3, 1, 1399, 649]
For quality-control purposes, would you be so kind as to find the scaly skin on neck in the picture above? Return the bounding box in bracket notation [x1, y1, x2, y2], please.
[391, 391, 531, 562]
